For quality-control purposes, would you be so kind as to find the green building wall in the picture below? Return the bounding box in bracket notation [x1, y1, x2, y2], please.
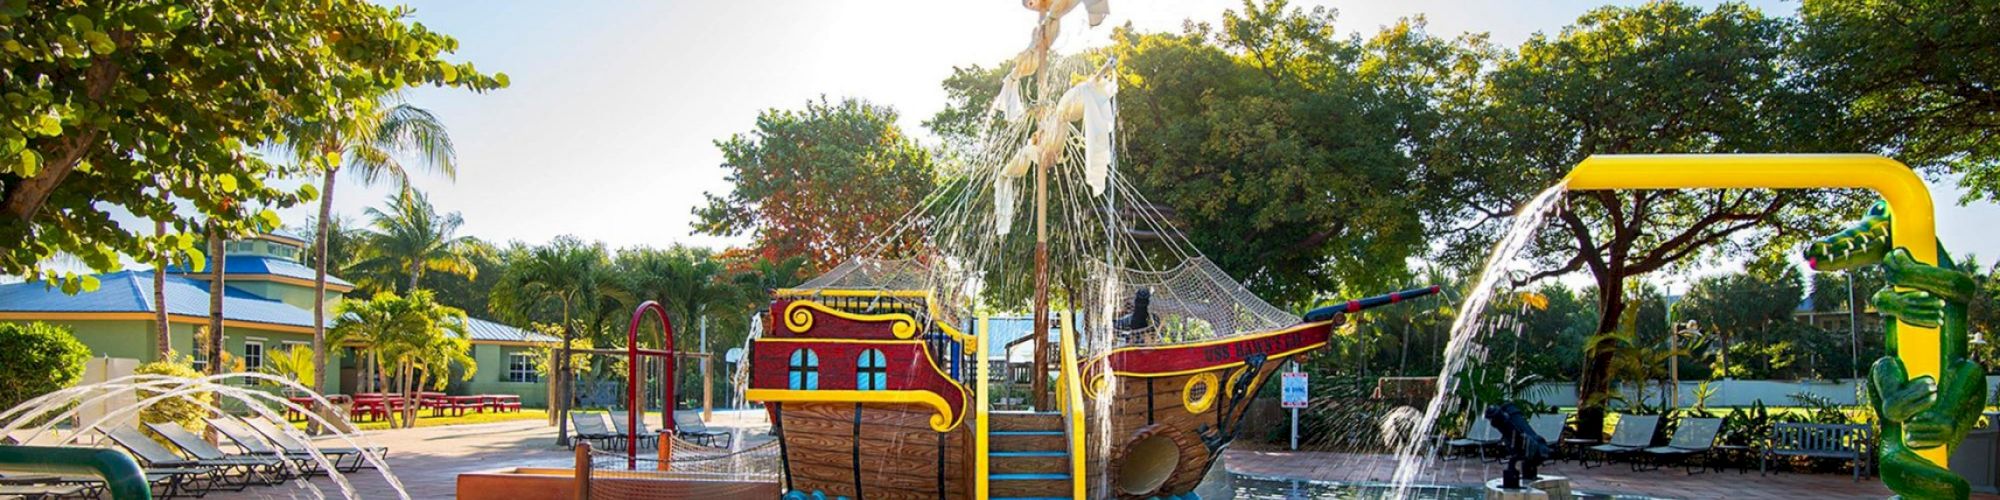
[463, 343, 549, 408]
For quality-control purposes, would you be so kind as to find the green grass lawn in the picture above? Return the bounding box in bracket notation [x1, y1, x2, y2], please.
[293, 409, 549, 431]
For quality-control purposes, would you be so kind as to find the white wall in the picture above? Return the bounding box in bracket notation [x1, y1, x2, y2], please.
[1520, 376, 2000, 408]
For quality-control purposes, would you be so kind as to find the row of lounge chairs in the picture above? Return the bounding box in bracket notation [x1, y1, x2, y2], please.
[1445, 413, 1727, 474]
[0, 417, 386, 499]
[1581, 416, 1724, 474]
[567, 411, 733, 451]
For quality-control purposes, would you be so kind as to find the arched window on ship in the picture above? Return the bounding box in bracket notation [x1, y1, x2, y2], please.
[788, 349, 819, 390]
[857, 349, 887, 390]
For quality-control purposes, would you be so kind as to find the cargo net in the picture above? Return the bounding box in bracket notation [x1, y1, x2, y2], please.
[583, 434, 782, 499]
[1076, 256, 1299, 350]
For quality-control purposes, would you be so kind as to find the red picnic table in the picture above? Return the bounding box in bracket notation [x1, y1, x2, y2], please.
[481, 394, 522, 413]
[348, 394, 407, 422]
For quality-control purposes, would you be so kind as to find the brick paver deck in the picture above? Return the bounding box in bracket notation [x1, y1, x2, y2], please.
[189, 413, 2000, 499]
[1225, 448, 2000, 499]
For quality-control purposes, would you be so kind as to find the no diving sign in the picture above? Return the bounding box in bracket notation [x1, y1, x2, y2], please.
[1281, 371, 1308, 408]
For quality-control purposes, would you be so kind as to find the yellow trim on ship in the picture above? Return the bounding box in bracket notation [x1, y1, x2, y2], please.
[1562, 153, 1941, 466]
[746, 389, 960, 432]
[783, 300, 919, 338]
[776, 290, 979, 343]
[749, 336, 972, 432]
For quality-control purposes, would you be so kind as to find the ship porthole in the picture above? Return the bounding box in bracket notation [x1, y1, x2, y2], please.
[1182, 372, 1218, 414]
[1114, 429, 1181, 497]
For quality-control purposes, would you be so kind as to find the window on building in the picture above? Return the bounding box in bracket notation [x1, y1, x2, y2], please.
[192, 349, 209, 372]
[242, 342, 264, 371]
[507, 353, 539, 383]
[787, 349, 819, 390]
[856, 349, 887, 390]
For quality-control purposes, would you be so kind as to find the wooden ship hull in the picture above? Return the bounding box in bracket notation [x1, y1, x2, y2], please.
[745, 289, 1393, 499]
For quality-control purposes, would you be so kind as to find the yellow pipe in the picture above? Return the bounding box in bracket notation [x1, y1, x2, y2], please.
[1562, 153, 1940, 465]
[975, 312, 991, 500]
[1055, 310, 1087, 499]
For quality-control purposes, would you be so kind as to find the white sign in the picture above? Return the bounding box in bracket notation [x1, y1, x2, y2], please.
[1281, 372, 1309, 408]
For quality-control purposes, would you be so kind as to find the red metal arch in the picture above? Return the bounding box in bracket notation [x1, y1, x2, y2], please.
[624, 301, 676, 469]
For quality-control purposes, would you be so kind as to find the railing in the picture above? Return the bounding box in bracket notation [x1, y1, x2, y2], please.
[1055, 310, 1086, 500]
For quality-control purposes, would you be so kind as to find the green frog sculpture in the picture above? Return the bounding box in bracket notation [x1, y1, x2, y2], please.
[1806, 201, 1984, 500]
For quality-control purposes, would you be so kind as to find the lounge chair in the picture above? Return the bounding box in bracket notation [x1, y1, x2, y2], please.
[672, 412, 732, 449]
[1, 468, 210, 500]
[143, 422, 293, 485]
[205, 417, 333, 476]
[569, 412, 618, 450]
[1444, 415, 1501, 461]
[0, 482, 92, 499]
[239, 416, 387, 473]
[1582, 414, 1660, 469]
[609, 412, 664, 452]
[1640, 417, 1723, 474]
[1528, 413, 1566, 446]
[101, 426, 242, 492]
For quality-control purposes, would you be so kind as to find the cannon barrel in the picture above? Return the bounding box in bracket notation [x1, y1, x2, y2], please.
[1301, 285, 1443, 322]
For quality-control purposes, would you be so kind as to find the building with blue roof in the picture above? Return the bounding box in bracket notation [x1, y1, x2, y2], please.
[0, 231, 558, 406]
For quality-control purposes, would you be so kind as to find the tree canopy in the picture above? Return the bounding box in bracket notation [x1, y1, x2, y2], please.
[0, 0, 504, 291]
[695, 97, 937, 270]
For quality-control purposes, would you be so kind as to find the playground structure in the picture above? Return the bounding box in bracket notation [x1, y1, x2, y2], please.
[1562, 153, 1977, 500]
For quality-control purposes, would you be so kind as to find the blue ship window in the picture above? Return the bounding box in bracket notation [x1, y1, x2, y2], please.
[857, 349, 888, 390]
[788, 349, 819, 390]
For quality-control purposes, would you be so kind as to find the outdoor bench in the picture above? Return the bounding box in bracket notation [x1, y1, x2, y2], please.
[1762, 422, 1871, 481]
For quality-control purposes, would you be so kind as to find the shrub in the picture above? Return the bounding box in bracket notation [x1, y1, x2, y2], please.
[134, 355, 212, 439]
[0, 322, 92, 413]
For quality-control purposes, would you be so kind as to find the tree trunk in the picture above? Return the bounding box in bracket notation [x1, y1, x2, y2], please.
[555, 323, 574, 446]
[155, 219, 171, 360]
[313, 168, 338, 396]
[1576, 276, 1626, 441]
[206, 222, 227, 375]
[407, 261, 421, 295]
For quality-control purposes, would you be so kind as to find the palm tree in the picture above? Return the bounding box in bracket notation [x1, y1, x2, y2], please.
[330, 290, 475, 428]
[154, 219, 171, 360]
[491, 236, 611, 444]
[348, 189, 481, 294]
[287, 97, 459, 397]
[204, 221, 227, 375]
[299, 215, 366, 288]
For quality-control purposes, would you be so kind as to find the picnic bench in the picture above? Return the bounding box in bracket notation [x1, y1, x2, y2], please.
[1762, 422, 1872, 481]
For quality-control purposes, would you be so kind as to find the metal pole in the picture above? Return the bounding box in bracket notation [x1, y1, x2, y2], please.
[1288, 360, 1300, 451]
[1849, 272, 1861, 381]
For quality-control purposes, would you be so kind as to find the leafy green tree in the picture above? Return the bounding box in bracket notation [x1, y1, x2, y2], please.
[932, 1, 1482, 306]
[0, 322, 91, 412]
[0, 0, 501, 292]
[349, 189, 482, 294]
[1794, 0, 2000, 201]
[490, 236, 613, 443]
[1678, 261, 1808, 378]
[696, 97, 937, 269]
[260, 346, 317, 395]
[420, 237, 504, 318]
[289, 99, 471, 399]
[1429, 2, 1865, 439]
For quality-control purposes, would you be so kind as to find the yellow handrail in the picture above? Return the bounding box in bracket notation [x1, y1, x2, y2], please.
[975, 312, 991, 500]
[1562, 153, 1940, 465]
[1055, 310, 1087, 499]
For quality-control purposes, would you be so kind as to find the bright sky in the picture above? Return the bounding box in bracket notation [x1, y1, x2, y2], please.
[267, 0, 1998, 276]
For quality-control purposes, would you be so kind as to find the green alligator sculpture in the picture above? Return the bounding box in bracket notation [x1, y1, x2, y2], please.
[1806, 201, 1984, 500]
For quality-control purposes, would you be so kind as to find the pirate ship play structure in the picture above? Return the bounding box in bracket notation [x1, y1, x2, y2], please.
[735, 2, 1441, 498]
